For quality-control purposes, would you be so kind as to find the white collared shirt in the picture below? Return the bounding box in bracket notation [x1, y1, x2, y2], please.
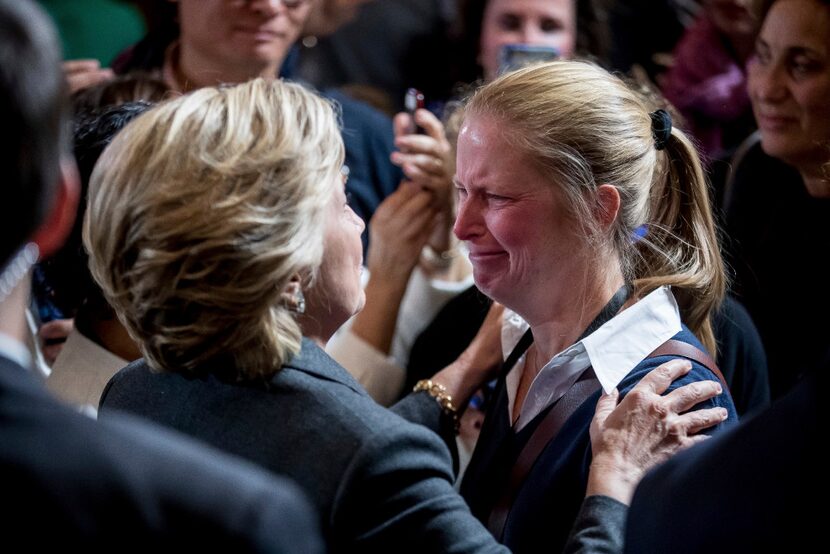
[501, 286, 682, 431]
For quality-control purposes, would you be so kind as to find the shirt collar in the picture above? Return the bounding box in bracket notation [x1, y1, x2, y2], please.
[582, 286, 681, 393]
[501, 286, 681, 431]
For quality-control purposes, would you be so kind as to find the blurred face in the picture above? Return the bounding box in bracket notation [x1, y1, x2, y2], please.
[178, 0, 312, 75]
[479, 0, 576, 81]
[454, 115, 585, 320]
[747, 0, 830, 167]
[706, 0, 757, 39]
[310, 173, 366, 333]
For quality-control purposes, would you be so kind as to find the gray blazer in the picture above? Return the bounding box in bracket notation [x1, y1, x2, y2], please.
[100, 338, 506, 553]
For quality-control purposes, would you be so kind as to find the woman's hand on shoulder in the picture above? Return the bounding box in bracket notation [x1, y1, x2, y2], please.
[586, 359, 728, 505]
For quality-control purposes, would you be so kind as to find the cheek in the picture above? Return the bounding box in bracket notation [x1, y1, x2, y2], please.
[481, 20, 516, 55]
[800, 81, 830, 136]
[486, 210, 539, 255]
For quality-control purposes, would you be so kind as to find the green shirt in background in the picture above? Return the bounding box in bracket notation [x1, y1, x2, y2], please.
[38, 0, 146, 64]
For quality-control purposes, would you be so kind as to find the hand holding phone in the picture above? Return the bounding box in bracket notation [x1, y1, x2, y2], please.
[404, 87, 425, 135]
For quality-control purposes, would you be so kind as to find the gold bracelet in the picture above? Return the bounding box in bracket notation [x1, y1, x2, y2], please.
[413, 379, 460, 433]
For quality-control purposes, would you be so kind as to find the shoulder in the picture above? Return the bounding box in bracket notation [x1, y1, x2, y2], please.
[1, 366, 322, 550]
[277, 345, 456, 466]
[618, 327, 738, 424]
[626, 370, 820, 553]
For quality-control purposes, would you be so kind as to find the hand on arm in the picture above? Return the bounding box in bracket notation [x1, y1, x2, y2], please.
[586, 359, 728, 505]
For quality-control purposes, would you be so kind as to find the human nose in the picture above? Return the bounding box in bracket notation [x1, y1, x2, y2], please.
[519, 22, 545, 45]
[349, 205, 366, 233]
[453, 194, 482, 241]
[750, 60, 788, 103]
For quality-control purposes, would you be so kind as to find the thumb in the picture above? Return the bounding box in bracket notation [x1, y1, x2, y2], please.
[393, 112, 413, 139]
[592, 388, 619, 427]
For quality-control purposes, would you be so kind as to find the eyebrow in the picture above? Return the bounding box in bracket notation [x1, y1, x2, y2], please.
[787, 46, 825, 58]
[757, 37, 826, 58]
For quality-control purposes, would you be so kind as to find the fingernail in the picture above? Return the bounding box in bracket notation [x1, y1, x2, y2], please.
[719, 408, 728, 419]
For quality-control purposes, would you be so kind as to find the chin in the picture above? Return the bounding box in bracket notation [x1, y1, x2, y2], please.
[759, 135, 798, 163]
[354, 293, 367, 316]
[473, 275, 506, 307]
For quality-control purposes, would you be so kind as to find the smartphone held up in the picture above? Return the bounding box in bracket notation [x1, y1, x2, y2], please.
[498, 44, 560, 76]
[404, 87, 425, 135]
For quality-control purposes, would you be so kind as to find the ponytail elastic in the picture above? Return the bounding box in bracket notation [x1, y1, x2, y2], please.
[650, 109, 672, 151]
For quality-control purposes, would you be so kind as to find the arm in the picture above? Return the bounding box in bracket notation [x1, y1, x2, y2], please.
[335, 416, 509, 553]
[327, 330, 406, 406]
[392, 303, 505, 449]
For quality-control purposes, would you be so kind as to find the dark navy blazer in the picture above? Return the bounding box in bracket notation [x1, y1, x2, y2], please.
[626, 358, 823, 553]
[0, 355, 323, 551]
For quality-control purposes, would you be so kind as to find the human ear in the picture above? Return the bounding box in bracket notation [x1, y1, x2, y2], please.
[29, 158, 80, 259]
[594, 184, 621, 231]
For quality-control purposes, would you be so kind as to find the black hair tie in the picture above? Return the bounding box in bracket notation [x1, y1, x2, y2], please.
[650, 109, 672, 151]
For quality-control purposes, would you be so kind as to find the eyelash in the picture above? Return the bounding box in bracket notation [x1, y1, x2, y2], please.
[791, 59, 817, 75]
[486, 193, 509, 202]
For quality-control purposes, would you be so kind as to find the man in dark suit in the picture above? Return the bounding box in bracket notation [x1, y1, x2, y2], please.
[563, 353, 823, 553]
[624, 359, 822, 553]
[0, 1, 323, 549]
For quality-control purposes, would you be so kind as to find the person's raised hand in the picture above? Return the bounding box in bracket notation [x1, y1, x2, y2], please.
[63, 59, 114, 94]
[366, 182, 439, 282]
[391, 109, 454, 210]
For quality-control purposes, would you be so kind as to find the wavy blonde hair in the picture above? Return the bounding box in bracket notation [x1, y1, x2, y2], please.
[466, 60, 725, 355]
[85, 78, 344, 378]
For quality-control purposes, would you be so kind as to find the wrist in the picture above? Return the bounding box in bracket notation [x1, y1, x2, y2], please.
[585, 456, 643, 506]
[413, 379, 460, 433]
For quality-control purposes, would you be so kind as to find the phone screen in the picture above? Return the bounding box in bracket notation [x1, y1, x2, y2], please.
[404, 87, 425, 134]
[498, 44, 560, 76]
